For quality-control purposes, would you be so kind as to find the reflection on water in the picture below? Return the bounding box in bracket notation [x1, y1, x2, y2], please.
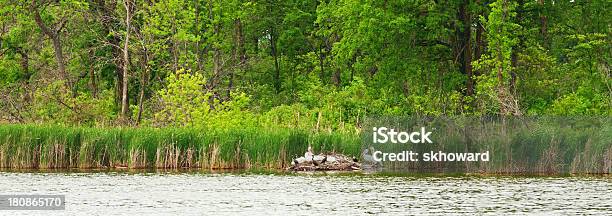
[0, 171, 610, 215]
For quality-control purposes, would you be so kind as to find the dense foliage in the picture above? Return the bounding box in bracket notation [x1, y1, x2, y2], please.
[1, 0, 610, 130]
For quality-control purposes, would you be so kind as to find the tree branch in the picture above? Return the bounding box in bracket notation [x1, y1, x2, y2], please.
[30, 0, 54, 38]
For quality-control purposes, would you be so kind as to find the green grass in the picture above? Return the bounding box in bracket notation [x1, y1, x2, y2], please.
[1, 117, 609, 174]
[363, 116, 612, 174]
[0, 125, 360, 169]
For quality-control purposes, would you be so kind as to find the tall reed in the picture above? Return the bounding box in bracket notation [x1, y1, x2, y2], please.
[1, 116, 609, 174]
[0, 124, 360, 169]
[363, 116, 612, 174]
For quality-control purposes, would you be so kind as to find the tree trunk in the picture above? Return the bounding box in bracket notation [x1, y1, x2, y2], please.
[137, 53, 148, 126]
[328, 36, 340, 87]
[459, 0, 474, 96]
[31, 0, 68, 86]
[228, 18, 245, 98]
[50, 35, 67, 81]
[333, 69, 341, 87]
[94, 0, 124, 112]
[474, 0, 485, 78]
[121, 0, 131, 121]
[195, 0, 202, 71]
[510, 0, 524, 93]
[209, 0, 221, 89]
[271, 30, 280, 92]
[497, 57, 506, 115]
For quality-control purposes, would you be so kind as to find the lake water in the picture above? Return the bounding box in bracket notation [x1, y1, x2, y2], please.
[0, 171, 610, 215]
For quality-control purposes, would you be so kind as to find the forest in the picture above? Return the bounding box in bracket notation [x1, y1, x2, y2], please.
[0, 0, 610, 132]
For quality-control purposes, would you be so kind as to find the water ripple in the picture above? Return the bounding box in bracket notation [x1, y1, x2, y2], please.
[0, 172, 610, 215]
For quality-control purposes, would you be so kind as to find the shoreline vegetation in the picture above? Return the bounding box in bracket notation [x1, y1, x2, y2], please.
[365, 117, 612, 174]
[1, 117, 610, 175]
[0, 124, 360, 170]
